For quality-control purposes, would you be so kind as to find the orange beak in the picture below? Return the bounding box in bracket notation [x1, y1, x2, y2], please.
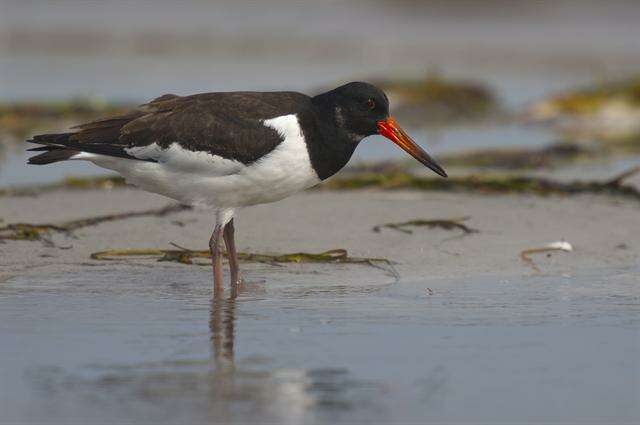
[377, 117, 447, 177]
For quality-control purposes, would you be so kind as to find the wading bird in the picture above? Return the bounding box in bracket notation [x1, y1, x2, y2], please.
[27, 82, 446, 292]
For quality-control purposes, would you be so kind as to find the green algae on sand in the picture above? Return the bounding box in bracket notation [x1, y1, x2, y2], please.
[319, 167, 640, 201]
[373, 217, 478, 235]
[90, 246, 398, 278]
[0, 203, 189, 244]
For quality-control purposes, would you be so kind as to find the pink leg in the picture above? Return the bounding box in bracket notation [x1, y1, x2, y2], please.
[209, 224, 224, 295]
[223, 218, 242, 288]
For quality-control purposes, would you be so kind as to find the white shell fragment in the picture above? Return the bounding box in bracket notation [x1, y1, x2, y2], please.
[545, 241, 573, 252]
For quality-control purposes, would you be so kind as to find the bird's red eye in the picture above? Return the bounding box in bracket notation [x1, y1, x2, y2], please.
[366, 99, 376, 110]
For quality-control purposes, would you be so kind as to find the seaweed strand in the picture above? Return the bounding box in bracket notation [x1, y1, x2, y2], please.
[373, 217, 478, 234]
[90, 247, 399, 279]
[0, 204, 189, 243]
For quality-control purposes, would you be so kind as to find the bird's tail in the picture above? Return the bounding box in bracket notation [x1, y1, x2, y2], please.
[26, 133, 79, 165]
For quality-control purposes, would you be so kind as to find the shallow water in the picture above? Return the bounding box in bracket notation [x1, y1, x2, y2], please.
[1, 265, 638, 424]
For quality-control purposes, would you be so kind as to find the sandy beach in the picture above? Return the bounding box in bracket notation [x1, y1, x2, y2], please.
[2, 185, 639, 281]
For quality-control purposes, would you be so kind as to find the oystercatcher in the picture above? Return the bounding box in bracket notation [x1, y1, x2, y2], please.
[27, 82, 447, 292]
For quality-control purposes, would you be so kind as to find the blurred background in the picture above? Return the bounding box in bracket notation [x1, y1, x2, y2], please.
[1, 0, 640, 185]
[2, 3, 640, 423]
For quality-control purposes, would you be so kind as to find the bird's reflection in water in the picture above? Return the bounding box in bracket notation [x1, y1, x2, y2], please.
[209, 287, 239, 371]
[206, 286, 239, 423]
[206, 283, 319, 423]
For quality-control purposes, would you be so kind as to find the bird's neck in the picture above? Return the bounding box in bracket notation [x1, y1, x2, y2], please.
[305, 95, 362, 180]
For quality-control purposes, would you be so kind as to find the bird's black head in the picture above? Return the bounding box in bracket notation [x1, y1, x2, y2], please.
[319, 82, 390, 140]
[313, 81, 447, 178]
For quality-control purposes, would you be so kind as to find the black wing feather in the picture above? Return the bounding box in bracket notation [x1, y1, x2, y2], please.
[27, 91, 313, 165]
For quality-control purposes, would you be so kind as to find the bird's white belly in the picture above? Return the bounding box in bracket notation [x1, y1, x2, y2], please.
[80, 114, 321, 208]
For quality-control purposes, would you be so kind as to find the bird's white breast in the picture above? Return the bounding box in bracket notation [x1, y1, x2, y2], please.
[80, 114, 321, 208]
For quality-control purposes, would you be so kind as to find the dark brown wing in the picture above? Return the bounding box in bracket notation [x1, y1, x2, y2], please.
[28, 91, 312, 165]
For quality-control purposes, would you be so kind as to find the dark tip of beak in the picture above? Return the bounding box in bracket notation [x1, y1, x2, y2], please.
[425, 159, 448, 178]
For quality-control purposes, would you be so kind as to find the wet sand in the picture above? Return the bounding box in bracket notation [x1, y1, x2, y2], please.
[1, 187, 639, 424]
[1, 187, 639, 280]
